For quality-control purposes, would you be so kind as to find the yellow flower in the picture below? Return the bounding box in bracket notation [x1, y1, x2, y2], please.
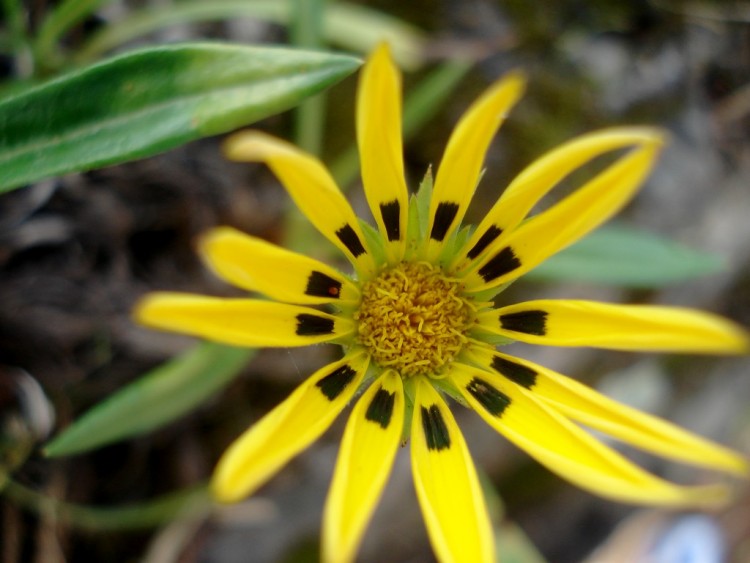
[135, 45, 748, 563]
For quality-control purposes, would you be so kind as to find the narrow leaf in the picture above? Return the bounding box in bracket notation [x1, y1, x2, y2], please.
[34, 0, 112, 68]
[45, 342, 253, 457]
[76, 0, 426, 70]
[0, 43, 361, 192]
[4, 479, 211, 531]
[525, 223, 724, 287]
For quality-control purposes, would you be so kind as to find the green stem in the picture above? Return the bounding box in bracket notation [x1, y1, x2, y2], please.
[284, 0, 327, 255]
[291, 0, 327, 156]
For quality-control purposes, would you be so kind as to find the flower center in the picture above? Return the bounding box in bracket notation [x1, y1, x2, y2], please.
[355, 262, 473, 377]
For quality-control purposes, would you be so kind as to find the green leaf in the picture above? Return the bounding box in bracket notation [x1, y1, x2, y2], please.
[2, 0, 31, 58]
[4, 478, 211, 530]
[0, 43, 361, 193]
[321, 1, 426, 70]
[45, 342, 253, 457]
[34, 0, 113, 71]
[76, 1, 426, 70]
[525, 223, 725, 287]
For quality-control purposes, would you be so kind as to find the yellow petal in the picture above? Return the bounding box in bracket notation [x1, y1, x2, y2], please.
[463, 136, 663, 292]
[411, 377, 494, 563]
[467, 347, 748, 476]
[212, 352, 369, 503]
[323, 371, 404, 563]
[224, 131, 376, 277]
[200, 226, 359, 305]
[357, 43, 409, 264]
[453, 128, 661, 269]
[423, 72, 526, 262]
[477, 299, 749, 354]
[134, 293, 354, 347]
[451, 364, 732, 507]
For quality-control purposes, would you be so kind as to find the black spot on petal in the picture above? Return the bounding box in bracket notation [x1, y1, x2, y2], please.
[335, 224, 366, 257]
[467, 225, 502, 260]
[477, 246, 521, 283]
[295, 313, 335, 336]
[421, 405, 450, 451]
[490, 356, 537, 389]
[499, 310, 548, 336]
[466, 377, 511, 417]
[305, 271, 342, 299]
[380, 200, 401, 242]
[430, 202, 459, 242]
[316, 364, 357, 400]
[365, 387, 396, 429]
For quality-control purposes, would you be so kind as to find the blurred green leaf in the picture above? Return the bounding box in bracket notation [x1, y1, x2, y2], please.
[322, 1, 426, 69]
[2, 0, 30, 58]
[525, 223, 724, 287]
[496, 523, 548, 563]
[34, 0, 113, 70]
[0, 43, 361, 192]
[4, 479, 211, 530]
[45, 342, 253, 457]
[76, 0, 426, 70]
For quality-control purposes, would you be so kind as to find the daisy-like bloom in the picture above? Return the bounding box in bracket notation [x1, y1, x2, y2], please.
[135, 45, 749, 562]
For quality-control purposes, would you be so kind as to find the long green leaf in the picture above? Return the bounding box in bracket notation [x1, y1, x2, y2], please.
[0, 43, 361, 192]
[4, 479, 211, 530]
[35, 0, 113, 67]
[525, 223, 724, 287]
[75, 0, 426, 69]
[44, 343, 253, 457]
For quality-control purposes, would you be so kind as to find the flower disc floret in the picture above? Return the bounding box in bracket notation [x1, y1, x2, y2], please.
[355, 261, 473, 377]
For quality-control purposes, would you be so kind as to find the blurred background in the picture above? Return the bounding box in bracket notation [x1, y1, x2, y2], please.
[2, 0, 750, 561]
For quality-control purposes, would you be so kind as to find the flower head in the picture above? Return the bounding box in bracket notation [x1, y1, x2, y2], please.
[135, 45, 749, 563]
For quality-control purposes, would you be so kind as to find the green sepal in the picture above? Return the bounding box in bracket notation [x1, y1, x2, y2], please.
[400, 376, 417, 446]
[468, 329, 516, 346]
[406, 193, 421, 259]
[358, 217, 387, 273]
[415, 166, 433, 235]
[431, 376, 468, 408]
[405, 166, 433, 259]
[439, 224, 474, 267]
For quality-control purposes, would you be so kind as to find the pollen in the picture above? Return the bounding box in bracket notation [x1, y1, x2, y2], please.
[355, 261, 474, 377]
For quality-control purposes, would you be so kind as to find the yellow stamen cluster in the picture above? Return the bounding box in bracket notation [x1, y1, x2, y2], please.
[355, 261, 474, 377]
